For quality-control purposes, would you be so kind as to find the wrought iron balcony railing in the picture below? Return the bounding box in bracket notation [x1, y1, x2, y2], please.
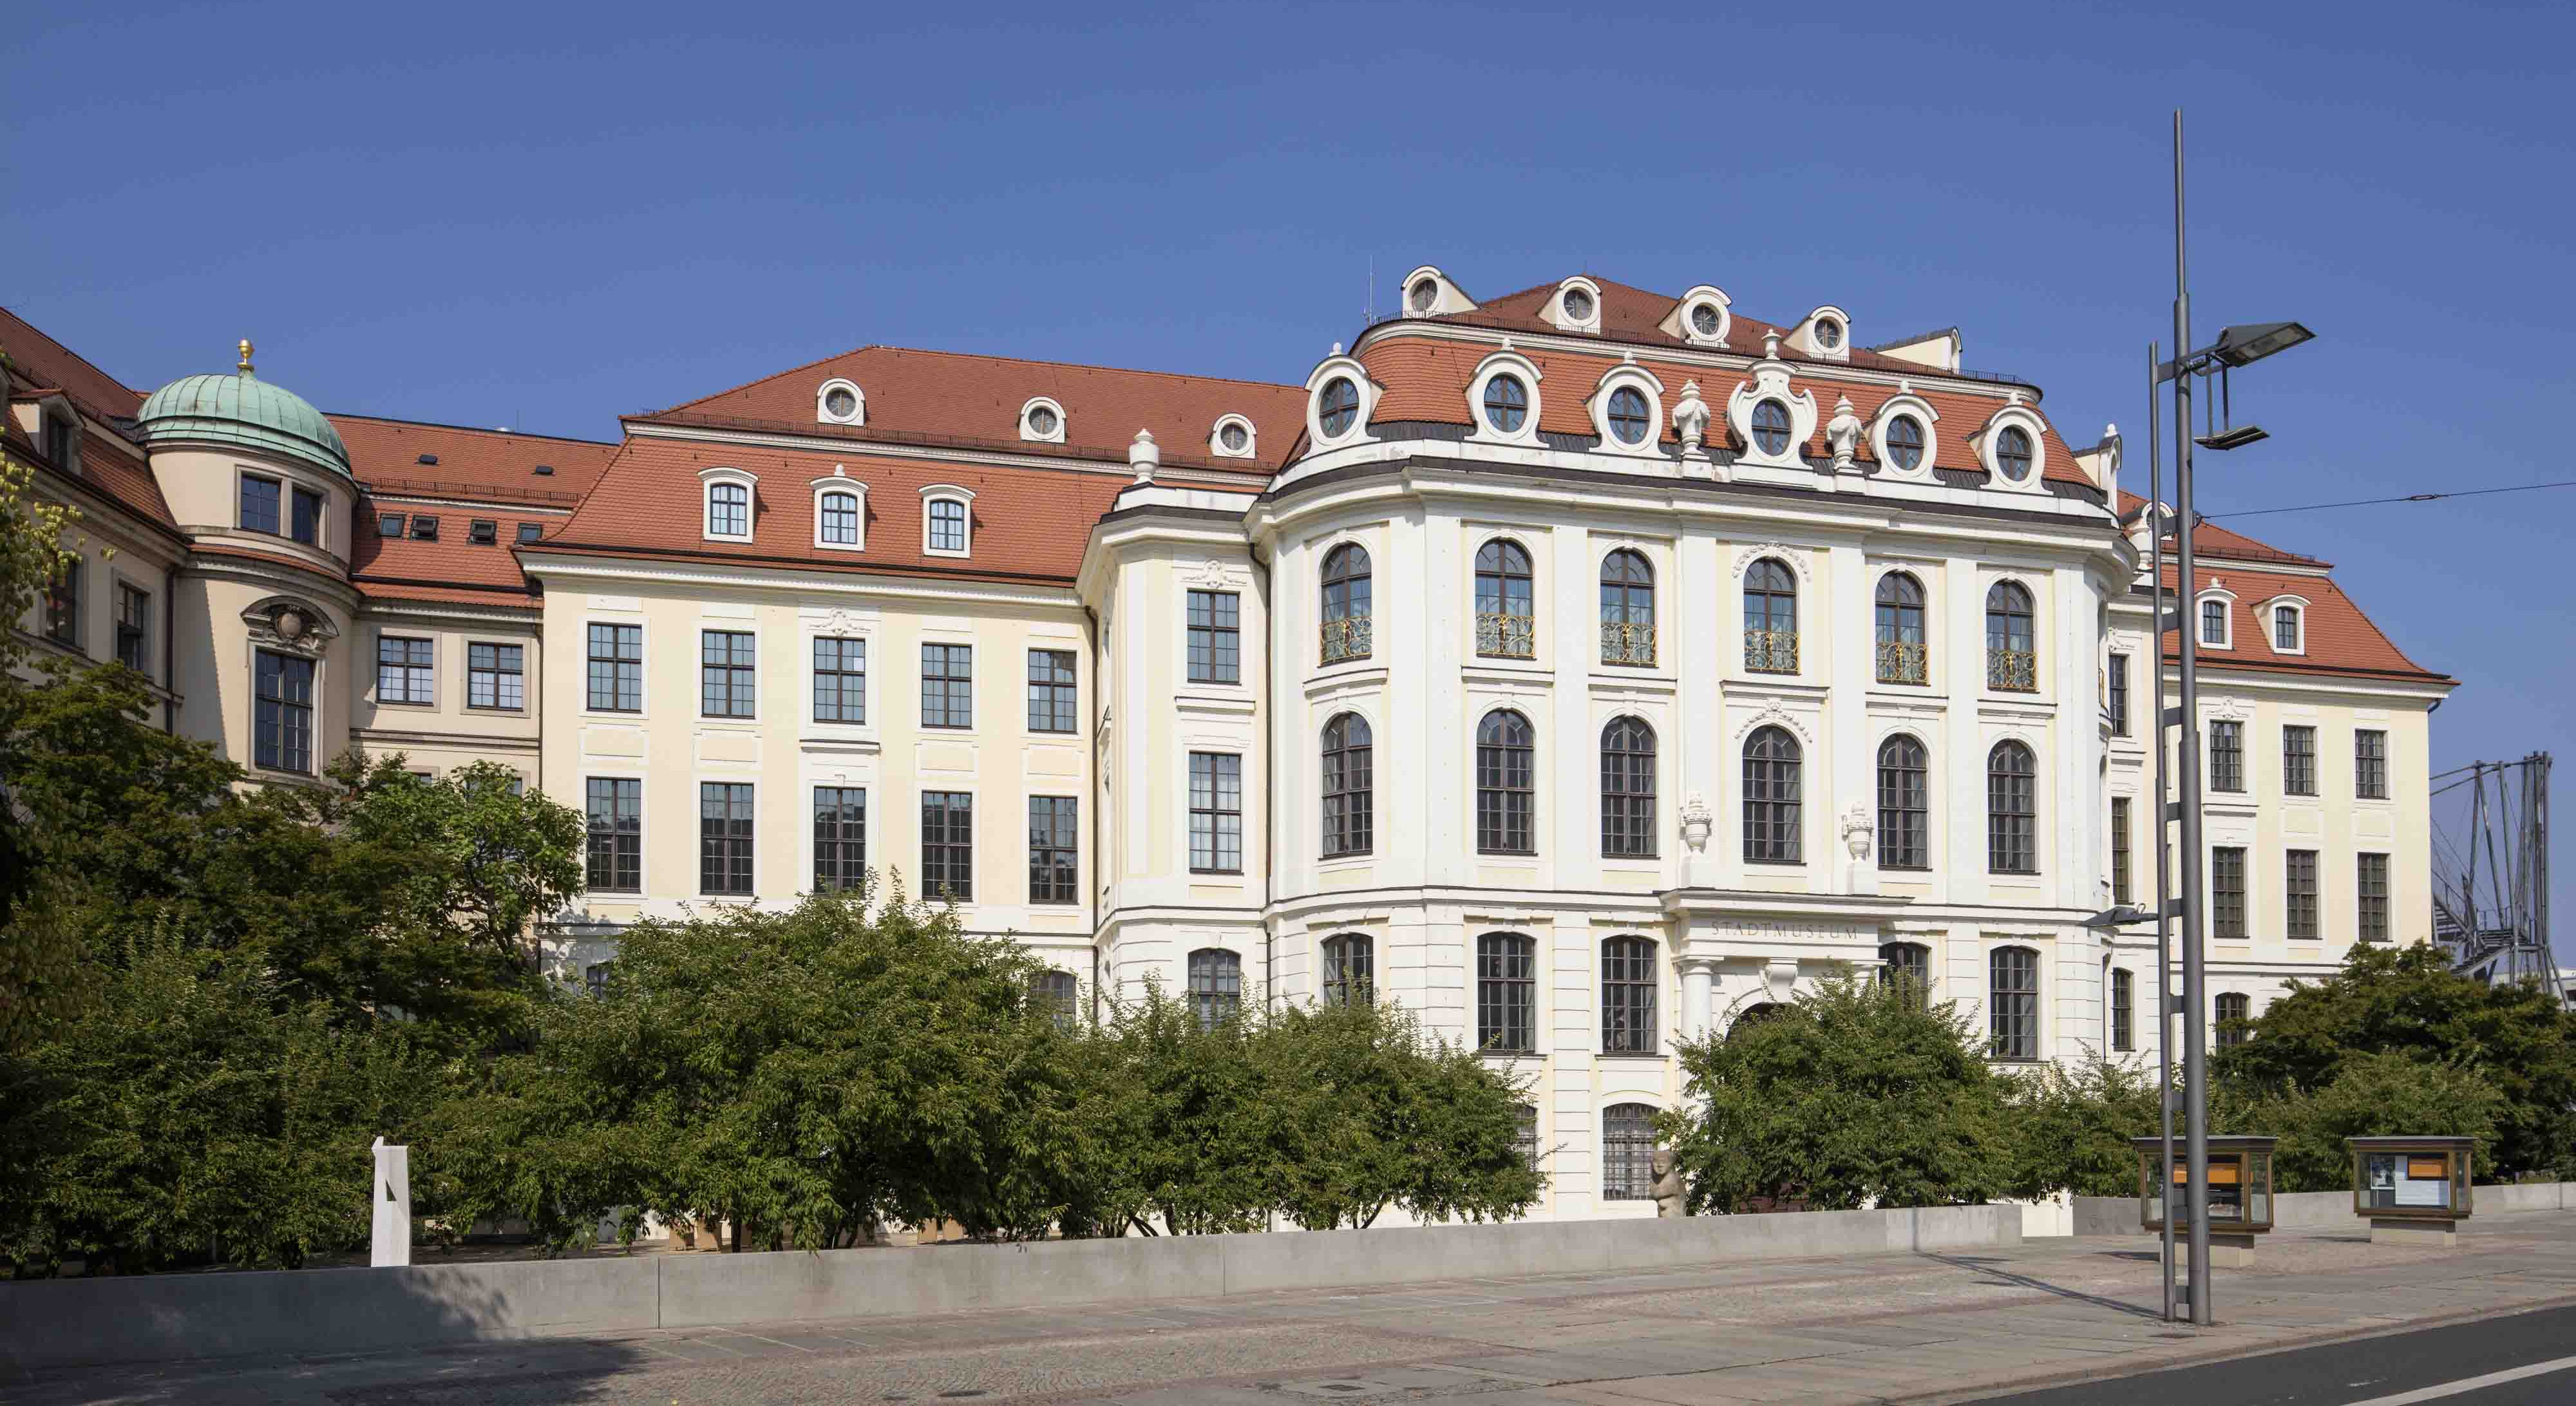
[1745, 629, 1799, 674]
[1875, 638, 1928, 685]
[1599, 620, 1656, 667]
[1987, 647, 2038, 692]
[1477, 611, 1535, 660]
[1320, 615, 1372, 663]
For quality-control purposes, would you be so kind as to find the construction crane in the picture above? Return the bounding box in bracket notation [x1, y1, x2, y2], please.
[2431, 753, 2555, 996]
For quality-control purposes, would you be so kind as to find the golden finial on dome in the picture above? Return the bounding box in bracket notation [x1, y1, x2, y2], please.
[238, 339, 254, 374]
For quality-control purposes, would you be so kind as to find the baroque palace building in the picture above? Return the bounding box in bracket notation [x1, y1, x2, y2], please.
[6, 268, 2454, 1219]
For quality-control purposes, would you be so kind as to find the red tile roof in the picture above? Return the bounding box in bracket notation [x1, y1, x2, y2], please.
[638, 345, 1302, 479]
[354, 506, 560, 603]
[2155, 562, 2448, 685]
[2118, 491, 2326, 567]
[1422, 275, 1978, 382]
[540, 437, 1128, 586]
[330, 415, 618, 506]
[0, 305, 144, 424]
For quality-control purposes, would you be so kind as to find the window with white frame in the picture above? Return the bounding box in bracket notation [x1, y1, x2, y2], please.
[705, 478, 752, 540]
[377, 634, 435, 705]
[815, 484, 864, 549]
[923, 493, 971, 555]
[2271, 602, 2304, 652]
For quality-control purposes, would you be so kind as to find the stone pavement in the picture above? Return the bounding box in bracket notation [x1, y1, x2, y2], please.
[20, 1210, 2576, 1405]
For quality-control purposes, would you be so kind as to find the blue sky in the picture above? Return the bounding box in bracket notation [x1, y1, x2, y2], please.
[6, 1, 2569, 930]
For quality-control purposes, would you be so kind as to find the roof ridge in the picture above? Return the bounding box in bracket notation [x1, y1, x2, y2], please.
[0, 305, 143, 404]
[641, 342, 1305, 423]
[325, 411, 619, 446]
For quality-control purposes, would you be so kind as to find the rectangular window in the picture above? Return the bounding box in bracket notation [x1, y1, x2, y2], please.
[2201, 598, 2227, 644]
[516, 522, 542, 545]
[699, 630, 756, 717]
[115, 582, 149, 674]
[466, 642, 524, 710]
[2286, 850, 2320, 940]
[240, 475, 282, 535]
[253, 649, 314, 773]
[376, 634, 435, 705]
[1025, 649, 1077, 733]
[379, 513, 405, 538]
[583, 778, 641, 892]
[467, 518, 497, 546]
[1989, 948, 2039, 1060]
[813, 786, 866, 893]
[2283, 725, 2316, 796]
[927, 499, 967, 553]
[698, 782, 755, 895]
[922, 643, 973, 729]
[2358, 853, 2391, 943]
[813, 636, 866, 723]
[2356, 730, 2389, 799]
[2211, 846, 2248, 940]
[1189, 752, 1243, 873]
[43, 557, 80, 647]
[290, 486, 325, 546]
[2210, 720, 2244, 793]
[1186, 589, 1240, 685]
[2107, 652, 2130, 736]
[1028, 795, 1079, 904]
[586, 623, 642, 712]
[922, 790, 973, 900]
[2110, 967, 2134, 1053]
[2110, 797, 2133, 906]
[410, 515, 439, 541]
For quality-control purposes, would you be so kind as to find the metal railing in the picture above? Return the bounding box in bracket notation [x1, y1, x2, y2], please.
[1987, 647, 2038, 692]
[1875, 639, 1928, 685]
[1600, 620, 1656, 667]
[1745, 629, 1799, 674]
[1477, 612, 1535, 660]
[1320, 616, 1372, 663]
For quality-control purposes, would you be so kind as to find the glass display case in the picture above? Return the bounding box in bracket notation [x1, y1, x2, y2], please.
[2349, 1136, 2474, 1222]
[2130, 1135, 2277, 1234]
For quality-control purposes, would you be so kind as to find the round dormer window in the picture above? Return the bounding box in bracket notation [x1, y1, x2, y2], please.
[1814, 318, 1843, 350]
[1408, 279, 1437, 313]
[1888, 415, 1926, 471]
[1562, 287, 1595, 322]
[1607, 386, 1651, 445]
[1751, 399, 1793, 455]
[1219, 421, 1249, 451]
[1319, 377, 1361, 437]
[1996, 426, 2034, 482]
[1027, 405, 1059, 437]
[1690, 303, 1722, 337]
[1482, 374, 1529, 433]
[823, 386, 858, 420]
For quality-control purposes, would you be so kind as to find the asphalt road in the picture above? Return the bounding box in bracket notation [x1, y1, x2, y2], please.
[1967, 1302, 2576, 1405]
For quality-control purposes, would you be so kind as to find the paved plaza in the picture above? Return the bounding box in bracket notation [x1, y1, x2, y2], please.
[18, 1211, 2576, 1405]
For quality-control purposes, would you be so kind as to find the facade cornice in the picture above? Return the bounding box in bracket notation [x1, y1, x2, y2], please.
[354, 727, 538, 753]
[1352, 318, 2045, 405]
[354, 594, 542, 627]
[184, 549, 363, 611]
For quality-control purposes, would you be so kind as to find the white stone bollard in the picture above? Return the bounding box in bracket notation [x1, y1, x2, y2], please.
[370, 1137, 412, 1267]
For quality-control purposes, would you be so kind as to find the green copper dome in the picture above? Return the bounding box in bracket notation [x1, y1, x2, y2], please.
[135, 345, 350, 480]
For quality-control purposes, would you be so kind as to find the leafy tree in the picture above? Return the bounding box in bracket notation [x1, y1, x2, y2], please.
[2220, 1049, 2506, 1193]
[2004, 1052, 2164, 1199]
[2214, 945, 2575, 1179]
[0, 451, 86, 1045]
[1073, 980, 1279, 1235]
[1663, 974, 2012, 1213]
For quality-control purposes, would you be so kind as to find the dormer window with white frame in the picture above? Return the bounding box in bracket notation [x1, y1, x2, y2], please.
[816, 377, 866, 426]
[1973, 401, 2050, 493]
[1665, 285, 1732, 348]
[699, 466, 757, 542]
[1868, 386, 1941, 480]
[1465, 350, 1544, 447]
[2197, 584, 2237, 650]
[1794, 306, 1853, 362]
[2261, 596, 2309, 654]
[1543, 276, 1603, 334]
[1018, 397, 1066, 444]
[1209, 413, 1257, 459]
[1724, 359, 1818, 471]
[1399, 265, 1475, 318]
[38, 401, 80, 473]
[921, 485, 974, 557]
[1588, 364, 1665, 458]
[811, 471, 867, 551]
[1303, 356, 1380, 450]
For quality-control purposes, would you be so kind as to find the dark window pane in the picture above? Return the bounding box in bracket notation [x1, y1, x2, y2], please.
[1189, 752, 1244, 873]
[2211, 846, 2248, 939]
[1028, 795, 1079, 904]
[1187, 947, 1240, 1030]
[253, 650, 315, 772]
[377, 634, 435, 705]
[586, 623, 643, 712]
[1321, 712, 1374, 858]
[1743, 726, 1802, 863]
[698, 781, 755, 895]
[2286, 849, 2319, 940]
[1602, 1103, 1658, 1200]
[1187, 589, 1240, 684]
[585, 777, 643, 891]
[1321, 933, 1372, 1005]
[927, 498, 968, 552]
[1878, 942, 1930, 1007]
[1320, 543, 1372, 662]
[1473, 540, 1535, 658]
[813, 636, 866, 723]
[1989, 947, 2038, 1059]
[700, 630, 757, 717]
[922, 790, 973, 901]
[2210, 721, 2244, 793]
[1987, 741, 2036, 874]
[1600, 936, 1658, 1054]
[1476, 933, 1535, 1052]
[1026, 649, 1077, 733]
[813, 785, 867, 893]
[1877, 735, 1929, 869]
[290, 486, 325, 545]
[2284, 725, 2316, 796]
[239, 475, 281, 535]
[1475, 710, 1534, 855]
[922, 643, 974, 728]
[2110, 967, 2134, 1052]
[2356, 730, 2388, 799]
[1600, 716, 1656, 858]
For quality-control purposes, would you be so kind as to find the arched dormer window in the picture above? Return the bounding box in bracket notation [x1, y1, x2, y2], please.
[2262, 596, 2307, 654]
[1547, 276, 1603, 334]
[1305, 357, 1378, 449]
[811, 473, 866, 551]
[1668, 284, 1731, 348]
[699, 468, 756, 542]
[1018, 397, 1066, 444]
[1209, 413, 1257, 459]
[1589, 365, 1665, 457]
[1976, 403, 2050, 489]
[1985, 581, 2036, 692]
[1474, 539, 1535, 659]
[1869, 390, 1941, 479]
[1466, 351, 1543, 447]
[1875, 572, 1927, 683]
[1320, 542, 1372, 663]
[1743, 558, 1798, 674]
[816, 377, 864, 426]
[2195, 583, 2237, 650]
[1599, 549, 1654, 666]
[921, 486, 974, 556]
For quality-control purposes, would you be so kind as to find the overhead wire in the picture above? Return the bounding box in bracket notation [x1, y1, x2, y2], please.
[2201, 479, 2576, 520]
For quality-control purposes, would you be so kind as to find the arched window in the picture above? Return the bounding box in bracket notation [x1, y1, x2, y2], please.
[1321, 712, 1373, 858]
[1878, 942, 1931, 1006]
[1600, 716, 1657, 859]
[1475, 539, 1535, 658]
[1029, 970, 1078, 1029]
[818, 490, 860, 546]
[1602, 1103, 1658, 1201]
[1321, 933, 1373, 1006]
[1989, 947, 2038, 1059]
[1743, 725, 1803, 864]
[1599, 549, 1654, 666]
[1877, 735, 1929, 869]
[1476, 709, 1535, 855]
[1744, 558, 1798, 673]
[1987, 741, 2037, 874]
[1476, 933, 1536, 1053]
[1320, 543, 1372, 662]
[1985, 582, 2036, 692]
[2273, 604, 2302, 651]
[1730, 1002, 1781, 1035]
[1602, 936, 1658, 1054]
[927, 496, 969, 554]
[707, 481, 750, 538]
[1875, 573, 1927, 684]
[1188, 948, 1241, 1031]
[2215, 992, 2251, 1049]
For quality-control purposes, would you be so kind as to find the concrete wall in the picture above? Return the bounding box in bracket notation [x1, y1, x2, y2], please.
[2067, 1181, 2573, 1237]
[0, 1202, 2014, 1373]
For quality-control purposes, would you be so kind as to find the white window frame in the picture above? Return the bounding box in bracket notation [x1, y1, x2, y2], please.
[2196, 586, 2238, 651]
[697, 623, 763, 725]
[698, 466, 757, 543]
[2260, 594, 2310, 656]
[921, 484, 975, 558]
[462, 634, 532, 715]
[1795, 305, 1853, 362]
[1587, 365, 1666, 459]
[1973, 401, 2050, 493]
[1723, 361, 1817, 471]
[1303, 356, 1381, 450]
[815, 377, 866, 426]
[810, 472, 867, 553]
[1669, 284, 1732, 348]
[1464, 350, 1545, 448]
[1208, 413, 1258, 459]
[1544, 276, 1603, 334]
[1018, 395, 1066, 444]
[1867, 389, 1942, 480]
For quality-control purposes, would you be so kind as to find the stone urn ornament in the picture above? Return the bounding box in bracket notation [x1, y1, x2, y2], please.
[1841, 803, 1875, 861]
[1671, 381, 1712, 470]
[1679, 793, 1712, 853]
[1826, 394, 1865, 474]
